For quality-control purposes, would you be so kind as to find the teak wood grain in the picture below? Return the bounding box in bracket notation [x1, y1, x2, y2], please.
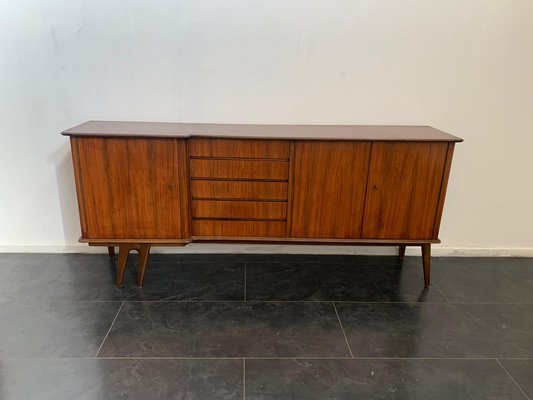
[192, 200, 287, 220]
[189, 159, 289, 180]
[69, 138, 87, 236]
[291, 141, 371, 238]
[190, 180, 288, 201]
[75, 137, 186, 239]
[192, 220, 286, 237]
[189, 138, 289, 159]
[432, 143, 455, 239]
[362, 142, 448, 239]
[64, 122, 462, 288]
[63, 121, 463, 142]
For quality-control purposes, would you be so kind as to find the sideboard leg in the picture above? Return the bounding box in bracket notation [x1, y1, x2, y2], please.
[399, 245, 406, 260]
[421, 244, 431, 287]
[116, 244, 133, 288]
[107, 246, 115, 259]
[136, 244, 152, 288]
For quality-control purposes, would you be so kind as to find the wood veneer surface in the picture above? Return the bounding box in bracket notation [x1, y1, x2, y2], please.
[75, 137, 186, 239]
[362, 142, 448, 239]
[291, 141, 371, 238]
[63, 121, 463, 142]
[190, 180, 288, 201]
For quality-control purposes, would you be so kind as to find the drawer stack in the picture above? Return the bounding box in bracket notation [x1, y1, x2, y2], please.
[188, 138, 290, 237]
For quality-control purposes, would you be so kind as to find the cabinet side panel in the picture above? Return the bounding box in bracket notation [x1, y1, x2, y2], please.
[432, 143, 455, 239]
[76, 137, 183, 239]
[362, 142, 448, 239]
[69, 137, 88, 237]
[291, 141, 371, 238]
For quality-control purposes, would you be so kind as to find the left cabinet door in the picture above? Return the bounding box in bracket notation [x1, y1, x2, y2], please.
[72, 137, 189, 239]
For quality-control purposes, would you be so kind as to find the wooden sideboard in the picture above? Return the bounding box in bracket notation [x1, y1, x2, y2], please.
[63, 121, 462, 288]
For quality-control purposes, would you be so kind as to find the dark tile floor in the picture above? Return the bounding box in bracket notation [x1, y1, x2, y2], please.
[0, 253, 532, 399]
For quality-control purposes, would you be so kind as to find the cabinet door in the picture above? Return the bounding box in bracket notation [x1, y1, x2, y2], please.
[291, 141, 371, 238]
[74, 137, 189, 239]
[362, 142, 448, 240]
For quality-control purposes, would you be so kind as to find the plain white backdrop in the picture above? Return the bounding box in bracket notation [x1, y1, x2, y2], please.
[1, 0, 532, 255]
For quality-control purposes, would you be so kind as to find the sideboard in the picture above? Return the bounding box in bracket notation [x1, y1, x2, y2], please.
[62, 121, 462, 288]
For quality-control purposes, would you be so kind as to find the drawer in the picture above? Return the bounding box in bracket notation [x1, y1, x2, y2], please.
[191, 180, 288, 200]
[190, 159, 289, 180]
[192, 220, 286, 237]
[189, 138, 289, 159]
[192, 200, 286, 220]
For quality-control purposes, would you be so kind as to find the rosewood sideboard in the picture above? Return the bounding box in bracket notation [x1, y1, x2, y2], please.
[62, 121, 462, 288]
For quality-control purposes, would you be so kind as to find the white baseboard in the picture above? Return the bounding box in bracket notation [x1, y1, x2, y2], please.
[0, 243, 532, 257]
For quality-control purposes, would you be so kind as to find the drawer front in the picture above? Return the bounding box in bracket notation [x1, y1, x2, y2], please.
[191, 180, 288, 200]
[190, 159, 289, 180]
[192, 200, 286, 220]
[189, 138, 289, 159]
[192, 220, 286, 237]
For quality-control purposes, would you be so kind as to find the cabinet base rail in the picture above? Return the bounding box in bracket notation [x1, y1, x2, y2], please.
[101, 241, 435, 288]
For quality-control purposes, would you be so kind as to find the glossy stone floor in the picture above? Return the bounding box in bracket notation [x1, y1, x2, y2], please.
[0, 253, 532, 399]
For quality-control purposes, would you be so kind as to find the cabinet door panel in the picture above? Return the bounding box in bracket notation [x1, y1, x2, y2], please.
[291, 141, 371, 238]
[362, 142, 448, 239]
[76, 137, 187, 239]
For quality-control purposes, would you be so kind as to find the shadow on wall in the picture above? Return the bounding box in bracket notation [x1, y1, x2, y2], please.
[52, 142, 81, 244]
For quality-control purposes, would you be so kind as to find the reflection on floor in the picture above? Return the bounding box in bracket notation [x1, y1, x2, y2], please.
[0, 253, 532, 399]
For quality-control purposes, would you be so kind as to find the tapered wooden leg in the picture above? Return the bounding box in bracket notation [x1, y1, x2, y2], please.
[107, 246, 115, 259]
[421, 243, 431, 288]
[136, 244, 151, 288]
[116, 244, 133, 288]
[399, 245, 406, 260]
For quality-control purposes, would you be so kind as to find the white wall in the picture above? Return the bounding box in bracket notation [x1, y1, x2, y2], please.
[1, 0, 532, 255]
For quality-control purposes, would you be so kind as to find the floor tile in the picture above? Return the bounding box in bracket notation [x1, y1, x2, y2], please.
[172, 253, 320, 264]
[336, 303, 533, 358]
[0, 260, 122, 301]
[0, 358, 242, 400]
[0, 259, 244, 301]
[0, 253, 110, 265]
[245, 359, 526, 400]
[246, 261, 444, 302]
[98, 302, 349, 357]
[0, 301, 120, 357]
[125, 261, 244, 301]
[315, 254, 406, 264]
[500, 359, 533, 399]
[428, 257, 533, 303]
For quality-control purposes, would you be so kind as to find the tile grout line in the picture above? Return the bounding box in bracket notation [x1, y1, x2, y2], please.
[243, 358, 246, 400]
[244, 262, 247, 302]
[332, 302, 354, 358]
[94, 301, 124, 358]
[434, 283, 451, 303]
[497, 359, 531, 400]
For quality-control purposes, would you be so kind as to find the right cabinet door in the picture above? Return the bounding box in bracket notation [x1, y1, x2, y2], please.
[362, 142, 449, 240]
[291, 141, 371, 238]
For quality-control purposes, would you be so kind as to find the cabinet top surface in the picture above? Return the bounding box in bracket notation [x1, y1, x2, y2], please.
[62, 121, 463, 142]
